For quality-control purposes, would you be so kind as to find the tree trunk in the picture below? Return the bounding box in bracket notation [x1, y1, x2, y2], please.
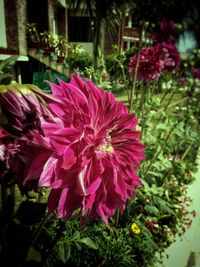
[93, 0, 105, 71]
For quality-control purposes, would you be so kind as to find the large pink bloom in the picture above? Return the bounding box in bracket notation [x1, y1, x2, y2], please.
[39, 75, 145, 223]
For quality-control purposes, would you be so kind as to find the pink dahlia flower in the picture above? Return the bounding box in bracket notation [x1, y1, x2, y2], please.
[155, 42, 180, 71]
[129, 47, 163, 82]
[38, 75, 145, 223]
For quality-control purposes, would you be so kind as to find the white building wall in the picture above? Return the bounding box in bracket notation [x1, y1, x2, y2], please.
[0, 0, 7, 48]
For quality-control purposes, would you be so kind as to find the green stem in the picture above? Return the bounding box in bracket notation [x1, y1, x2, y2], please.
[164, 90, 176, 111]
[159, 89, 169, 105]
[157, 96, 188, 114]
[140, 85, 148, 138]
[30, 212, 52, 247]
[115, 208, 120, 228]
[120, 64, 130, 103]
[150, 83, 156, 97]
[141, 114, 147, 140]
[37, 188, 43, 203]
[129, 25, 144, 111]
[42, 221, 66, 264]
[129, 50, 140, 111]
[157, 90, 176, 122]
[181, 141, 195, 161]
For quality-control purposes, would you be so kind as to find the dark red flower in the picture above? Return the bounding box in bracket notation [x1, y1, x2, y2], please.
[129, 47, 163, 82]
[146, 219, 158, 232]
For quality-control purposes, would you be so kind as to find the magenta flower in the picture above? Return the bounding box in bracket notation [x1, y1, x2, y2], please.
[155, 42, 180, 71]
[129, 47, 163, 82]
[192, 67, 200, 80]
[37, 76, 145, 223]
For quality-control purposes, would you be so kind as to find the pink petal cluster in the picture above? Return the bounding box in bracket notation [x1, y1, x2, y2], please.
[37, 76, 145, 223]
[156, 42, 180, 71]
[129, 47, 163, 82]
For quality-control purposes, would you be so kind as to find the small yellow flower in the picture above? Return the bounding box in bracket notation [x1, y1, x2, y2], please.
[131, 223, 141, 234]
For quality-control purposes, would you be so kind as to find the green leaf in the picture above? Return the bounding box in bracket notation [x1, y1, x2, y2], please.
[150, 184, 164, 196]
[57, 242, 71, 264]
[0, 73, 12, 85]
[0, 55, 19, 72]
[156, 123, 168, 131]
[156, 198, 174, 214]
[27, 247, 41, 262]
[15, 200, 47, 226]
[145, 205, 160, 215]
[78, 237, 98, 250]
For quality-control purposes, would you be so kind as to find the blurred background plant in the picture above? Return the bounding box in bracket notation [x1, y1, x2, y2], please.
[0, 56, 19, 85]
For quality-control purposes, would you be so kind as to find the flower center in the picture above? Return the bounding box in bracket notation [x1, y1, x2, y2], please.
[96, 129, 114, 154]
[98, 143, 114, 153]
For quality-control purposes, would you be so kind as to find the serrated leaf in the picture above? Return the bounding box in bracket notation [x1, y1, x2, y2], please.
[156, 123, 168, 131]
[78, 237, 98, 250]
[145, 205, 160, 215]
[150, 184, 164, 196]
[27, 247, 41, 262]
[156, 198, 173, 214]
[58, 242, 71, 264]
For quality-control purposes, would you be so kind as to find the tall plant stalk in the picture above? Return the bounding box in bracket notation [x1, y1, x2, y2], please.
[93, 0, 104, 71]
[128, 33, 143, 111]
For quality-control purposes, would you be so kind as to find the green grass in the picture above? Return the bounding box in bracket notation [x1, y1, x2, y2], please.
[114, 89, 184, 113]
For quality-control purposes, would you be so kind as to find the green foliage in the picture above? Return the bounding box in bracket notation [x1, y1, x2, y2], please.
[65, 44, 93, 75]
[0, 56, 19, 84]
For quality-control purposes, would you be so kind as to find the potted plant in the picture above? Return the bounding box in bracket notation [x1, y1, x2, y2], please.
[55, 35, 68, 63]
[27, 23, 40, 48]
[39, 31, 56, 55]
